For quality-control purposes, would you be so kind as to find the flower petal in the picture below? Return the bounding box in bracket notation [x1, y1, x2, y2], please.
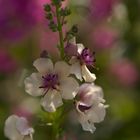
[4, 115, 23, 140]
[89, 85, 104, 104]
[81, 121, 96, 133]
[81, 65, 96, 82]
[70, 62, 82, 81]
[77, 43, 84, 54]
[60, 77, 79, 99]
[33, 58, 53, 74]
[24, 135, 33, 140]
[16, 117, 34, 136]
[69, 57, 78, 64]
[81, 84, 104, 106]
[54, 61, 70, 78]
[88, 103, 106, 123]
[78, 115, 96, 133]
[24, 73, 43, 97]
[41, 90, 63, 112]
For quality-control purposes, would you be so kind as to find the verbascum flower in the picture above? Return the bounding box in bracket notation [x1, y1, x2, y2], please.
[24, 58, 79, 112]
[91, 26, 118, 49]
[0, 0, 38, 43]
[89, 0, 117, 21]
[75, 83, 106, 133]
[4, 115, 34, 140]
[67, 38, 96, 82]
[109, 59, 138, 87]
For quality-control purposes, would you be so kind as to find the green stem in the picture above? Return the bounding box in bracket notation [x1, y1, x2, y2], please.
[55, 5, 65, 59]
[48, 109, 64, 140]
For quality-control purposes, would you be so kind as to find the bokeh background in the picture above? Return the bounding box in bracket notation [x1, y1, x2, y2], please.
[0, 0, 140, 140]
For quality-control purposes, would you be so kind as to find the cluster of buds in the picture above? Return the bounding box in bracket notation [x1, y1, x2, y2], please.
[4, 0, 107, 139]
[44, 0, 71, 32]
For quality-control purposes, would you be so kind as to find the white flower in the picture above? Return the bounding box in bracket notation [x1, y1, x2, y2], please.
[4, 115, 34, 140]
[75, 83, 106, 133]
[24, 58, 79, 112]
[69, 38, 96, 82]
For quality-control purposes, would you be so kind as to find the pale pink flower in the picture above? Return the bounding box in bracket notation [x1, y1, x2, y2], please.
[91, 26, 118, 49]
[24, 58, 79, 112]
[69, 38, 96, 82]
[12, 108, 32, 121]
[4, 115, 34, 140]
[75, 83, 106, 133]
[109, 59, 138, 87]
[89, 0, 118, 21]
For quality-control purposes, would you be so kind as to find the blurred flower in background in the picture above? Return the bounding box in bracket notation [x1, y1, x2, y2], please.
[0, 0, 53, 46]
[11, 98, 40, 120]
[0, 49, 17, 75]
[90, 25, 118, 50]
[109, 59, 139, 87]
[0, 0, 38, 44]
[89, 0, 118, 22]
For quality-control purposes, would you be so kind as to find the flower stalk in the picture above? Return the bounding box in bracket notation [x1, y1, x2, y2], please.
[3, 1, 107, 140]
[55, 4, 65, 59]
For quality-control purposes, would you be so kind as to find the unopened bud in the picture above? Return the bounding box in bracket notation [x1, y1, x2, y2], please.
[64, 43, 77, 57]
[45, 13, 53, 20]
[40, 50, 48, 58]
[44, 4, 51, 12]
[72, 25, 78, 34]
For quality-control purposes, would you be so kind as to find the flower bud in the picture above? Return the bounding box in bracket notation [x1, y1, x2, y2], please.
[44, 4, 51, 12]
[40, 50, 48, 58]
[52, 0, 62, 5]
[60, 8, 71, 16]
[64, 43, 78, 57]
[71, 25, 78, 34]
[45, 13, 53, 20]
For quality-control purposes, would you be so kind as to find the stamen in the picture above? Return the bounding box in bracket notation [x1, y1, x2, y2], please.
[78, 103, 92, 112]
[39, 73, 59, 94]
[79, 48, 96, 66]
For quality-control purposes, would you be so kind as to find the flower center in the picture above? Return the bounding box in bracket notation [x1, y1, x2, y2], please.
[78, 103, 92, 112]
[40, 73, 59, 91]
[79, 48, 95, 66]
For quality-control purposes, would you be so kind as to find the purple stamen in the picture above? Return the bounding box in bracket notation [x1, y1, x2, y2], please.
[78, 104, 92, 112]
[79, 48, 95, 66]
[40, 73, 59, 91]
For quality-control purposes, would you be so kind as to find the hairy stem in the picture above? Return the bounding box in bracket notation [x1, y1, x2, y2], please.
[55, 5, 65, 59]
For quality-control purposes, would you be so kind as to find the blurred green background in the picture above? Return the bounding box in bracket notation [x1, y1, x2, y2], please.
[0, 0, 140, 140]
